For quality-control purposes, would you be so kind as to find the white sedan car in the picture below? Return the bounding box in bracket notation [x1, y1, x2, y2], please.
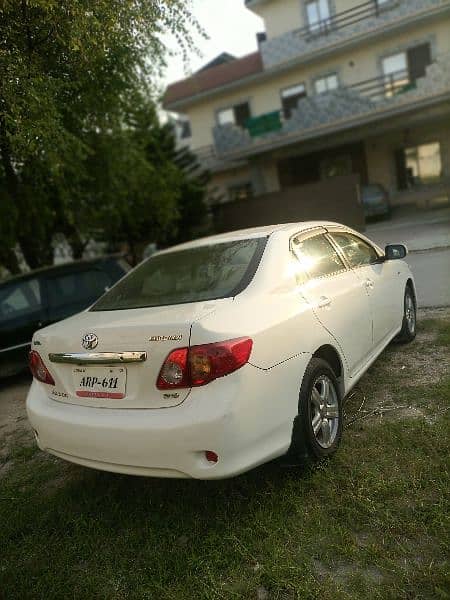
[27, 222, 417, 479]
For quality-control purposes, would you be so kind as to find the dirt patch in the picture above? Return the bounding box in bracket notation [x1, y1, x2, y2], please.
[345, 307, 450, 426]
[313, 560, 384, 586]
[0, 375, 33, 476]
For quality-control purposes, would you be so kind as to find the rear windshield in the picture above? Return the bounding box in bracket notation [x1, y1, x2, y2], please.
[362, 185, 383, 201]
[91, 237, 267, 311]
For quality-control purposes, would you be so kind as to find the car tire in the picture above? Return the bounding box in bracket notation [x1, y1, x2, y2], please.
[394, 285, 417, 344]
[290, 357, 343, 464]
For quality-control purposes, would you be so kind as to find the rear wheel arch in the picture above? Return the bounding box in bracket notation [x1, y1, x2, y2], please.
[406, 278, 417, 306]
[312, 344, 344, 393]
[289, 356, 344, 464]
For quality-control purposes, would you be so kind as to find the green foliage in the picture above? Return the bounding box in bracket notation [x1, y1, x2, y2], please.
[84, 99, 209, 264]
[0, 0, 206, 273]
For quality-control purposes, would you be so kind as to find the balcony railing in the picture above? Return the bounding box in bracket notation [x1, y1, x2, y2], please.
[231, 70, 413, 140]
[260, 0, 450, 69]
[192, 144, 246, 172]
[298, 0, 392, 41]
[212, 55, 450, 157]
[349, 68, 414, 100]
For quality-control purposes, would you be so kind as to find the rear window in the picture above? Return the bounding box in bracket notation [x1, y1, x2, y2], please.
[91, 238, 267, 311]
[362, 185, 383, 202]
[46, 269, 111, 309]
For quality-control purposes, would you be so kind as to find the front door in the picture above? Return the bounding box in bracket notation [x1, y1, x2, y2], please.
[329, 231, 401, 346]
[292, 232, 373, 376]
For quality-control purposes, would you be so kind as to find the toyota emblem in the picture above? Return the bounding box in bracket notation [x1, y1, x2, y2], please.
[82, 333, 98, 350]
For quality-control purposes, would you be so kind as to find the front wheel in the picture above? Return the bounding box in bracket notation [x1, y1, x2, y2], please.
[394, 286, 417, 344]
[291, 358, 343, 464]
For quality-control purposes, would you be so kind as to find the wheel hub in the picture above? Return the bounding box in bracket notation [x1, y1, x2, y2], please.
[310, 375, 339, 449]
[406, 294, 416, 332]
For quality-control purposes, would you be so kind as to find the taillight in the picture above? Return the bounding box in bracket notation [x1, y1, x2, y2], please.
[29, 351, 55, 385]
[156, 337, 253, 390]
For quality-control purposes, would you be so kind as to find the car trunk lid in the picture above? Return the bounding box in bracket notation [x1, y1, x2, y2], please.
[34, 301, 223, 408]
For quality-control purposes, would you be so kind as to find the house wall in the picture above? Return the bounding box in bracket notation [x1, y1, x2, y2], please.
[253, 0, 450, 38]
[207, 165, 255, 203]
[212, 174, 365, 232]
[186, 19, 450, 151]
[207, 118, 450, 205]
[364, 119, 450, 198]
[254, 0, 363, 38]
[256, 0, 305, 38]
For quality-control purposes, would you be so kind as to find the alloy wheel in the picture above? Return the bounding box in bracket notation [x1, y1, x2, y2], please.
[310, 375, 340, 449]
[405, 292, 416, 334]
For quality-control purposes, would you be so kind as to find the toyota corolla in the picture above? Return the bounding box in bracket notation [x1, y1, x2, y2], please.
[26, 222, 417, 479]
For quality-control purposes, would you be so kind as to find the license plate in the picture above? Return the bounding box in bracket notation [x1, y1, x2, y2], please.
[73, 367, 126, 399]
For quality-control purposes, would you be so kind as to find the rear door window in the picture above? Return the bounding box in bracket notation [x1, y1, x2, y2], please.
[92, 238, 267, 311]
[291, 234, 346, 280]
[45, 269, 111, 320]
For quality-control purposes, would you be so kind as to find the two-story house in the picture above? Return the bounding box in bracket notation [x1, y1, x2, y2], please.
[164, 0, 450, 209]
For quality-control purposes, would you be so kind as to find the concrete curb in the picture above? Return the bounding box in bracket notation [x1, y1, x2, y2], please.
[408, 245, 450, 254]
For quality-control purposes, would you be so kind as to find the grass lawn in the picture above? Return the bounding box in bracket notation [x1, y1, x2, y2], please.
[0, 312, 449, 600]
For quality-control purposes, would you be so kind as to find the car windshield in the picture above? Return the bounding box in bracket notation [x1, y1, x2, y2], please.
[91, 237, 267, 311]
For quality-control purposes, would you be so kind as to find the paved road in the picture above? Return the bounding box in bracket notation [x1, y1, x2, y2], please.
[406, 248, 450, 308]
[363, 206, 450, 308]
[366, 206, 450, 252]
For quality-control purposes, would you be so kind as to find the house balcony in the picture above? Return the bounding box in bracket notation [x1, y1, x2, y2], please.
[192, 144, 247, 173]
[212, 54, 450, 159]
[260, 0, 450, 69]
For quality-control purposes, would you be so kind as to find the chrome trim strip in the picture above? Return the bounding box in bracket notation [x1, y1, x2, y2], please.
[48, 352, 147, 365]
[0, 341, 31, 354]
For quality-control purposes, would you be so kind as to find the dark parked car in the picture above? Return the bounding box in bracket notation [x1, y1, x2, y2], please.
[361, 184, 391, 219]
[0, 256, 130, 378]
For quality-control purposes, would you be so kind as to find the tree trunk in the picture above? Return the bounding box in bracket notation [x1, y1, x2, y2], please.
[0, 114, 28, 274]
[0, 248, 21, 275]
[0, 114, 20, 201]
[64, 223, 86, 260]
[18, 235, 53, 269]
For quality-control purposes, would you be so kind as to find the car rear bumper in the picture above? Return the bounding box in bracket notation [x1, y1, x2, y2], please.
[26, 356, 307, 479]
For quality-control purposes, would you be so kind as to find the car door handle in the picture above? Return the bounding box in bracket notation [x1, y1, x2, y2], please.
[365, 279, 374, 290]
[318, 296, 332, 308]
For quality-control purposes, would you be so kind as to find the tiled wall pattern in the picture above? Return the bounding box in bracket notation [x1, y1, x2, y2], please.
[260, 0, 449, 69]
[212, 53, 450, 156]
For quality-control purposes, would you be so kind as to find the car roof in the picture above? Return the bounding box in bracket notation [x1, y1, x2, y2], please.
[0, 255, 124, 287]
[158, 221, 343, 254]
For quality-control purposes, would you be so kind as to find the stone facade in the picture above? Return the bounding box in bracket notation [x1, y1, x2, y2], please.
[212, 53, 450, 157]
[260, 0, 449, 69]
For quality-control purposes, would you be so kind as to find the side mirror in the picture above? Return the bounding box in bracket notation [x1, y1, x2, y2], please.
[385, 244, 407, 260]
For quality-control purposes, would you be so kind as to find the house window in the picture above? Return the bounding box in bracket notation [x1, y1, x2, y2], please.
[401, 142, 442, 188]
[281, 83, 307, 118]
[228, 183, 254, 203]
[395, 142, 442, 189]
[382, 52, 409, 96]
[306, 0, 331, 32]
[180, 120, 191, 139]
[217, 102, 251, 128]
[217, 108, 234, 125]
[407, 43, 432, 83]
[315, 73, 338, 94]
[382, 43, 431, 97]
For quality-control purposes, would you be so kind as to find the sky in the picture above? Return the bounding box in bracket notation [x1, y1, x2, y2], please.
[162, 0, 264, 87]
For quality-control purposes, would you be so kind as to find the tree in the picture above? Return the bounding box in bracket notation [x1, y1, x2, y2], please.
[81, 98, 209, 266]
[0, 0, 204, 274]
